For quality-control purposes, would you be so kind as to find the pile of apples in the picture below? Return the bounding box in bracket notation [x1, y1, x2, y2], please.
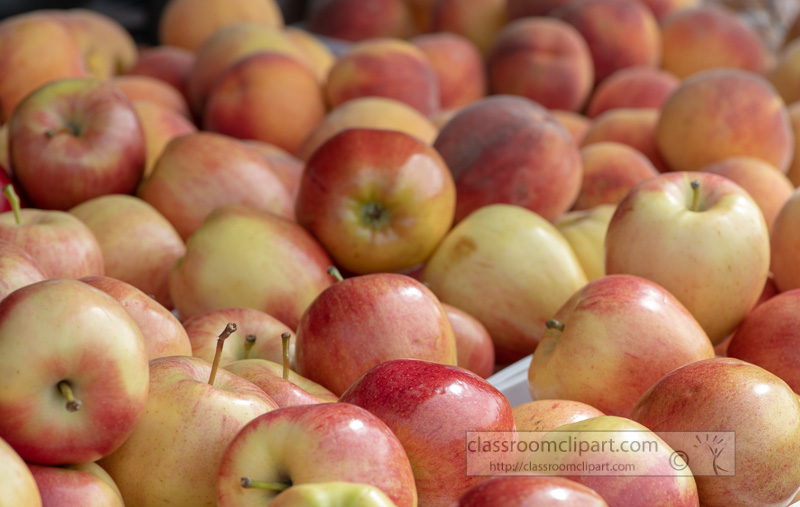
[1, 0, 800, 505]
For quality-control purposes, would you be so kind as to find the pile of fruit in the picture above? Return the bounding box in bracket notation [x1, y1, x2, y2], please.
[0, 0, 799, 505]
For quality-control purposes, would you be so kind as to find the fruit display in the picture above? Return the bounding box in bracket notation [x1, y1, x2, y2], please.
[1, 0, 799, 505]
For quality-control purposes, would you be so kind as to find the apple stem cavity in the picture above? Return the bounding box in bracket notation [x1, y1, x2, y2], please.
[281, 332, 291, 380]
[57, 381, 82, 412]
[327, 266, 344, 282]
[208, 322, 237, 386]
[44, 123, 79, 139]
[690, 180, 700, 212]
[2, 184, 21, 225]
[240, 477, 290, 492]
[243, 334, 256, 360]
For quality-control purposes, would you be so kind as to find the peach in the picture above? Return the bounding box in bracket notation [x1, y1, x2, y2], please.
[786, 102, 800, 187]
[127, 45, 195, 102]
[551, 110, 591, 145]
[411, 32, 487, 111]
[585, 66, 680, 118]
[430, 0, 507, 56]
[242, 140, 305, 201]
[406, 0, 437, 33]
[486, 17, 594, 112]
[700, 156, 794, 233]
[555, 0, 661, 84]
[283, 27, 336, 85]
[306, 0, 415, 42]
[638, 0, 700, 21]
[770, 187, 800, 292]
[506, 0, 576, 20]
[111, 75, 192, 119]
[203, 52, 326, 155]
[132, 101, 198, 178]
[434, 95, 582, 222]
[573, 142, 659, 210]
[297, 96, 437, 161]
[325, 37, 440, 117]
[581, 107, 669, 172]
[656, 69, 793, 173]
[768, 38, 800, 106]
[158, 0, 283, 52]
[660, 5, 768, 79]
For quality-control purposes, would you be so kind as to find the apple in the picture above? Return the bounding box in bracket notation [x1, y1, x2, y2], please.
[98, 355, 279, 506]
[605, 171, 770, 345]
[80, 276, 192, 360]
[28, 461, 124, 507]
[295, 127, 456, 275]
[0, 278, 149, 465]
[631, 358, 800, 506]
[69, 194, 186, 309]
[0, 435, 41, 506]
[443, 303, 495, 378]
[529, 274, 715, 416]
[268, 482, 397, 506]
[224, 358, 338, 407]
[339, 358, 516, 506]
[0, 185, 103, 279]
[294, 272, 457, 396]
[8, 77, 145, 211]
[0, 239, 48, 301]
[421, 204, 587, 365]
[458, 476, 608, 506]
[132, 101, 198, 179]
[552, 204, 616, 282]
[512, 399, 605, 432]
[241, 140, 304, 201]
[215, 402, 417, 507]
[126, 45, 195, 102]
[111, 75, 191, 119]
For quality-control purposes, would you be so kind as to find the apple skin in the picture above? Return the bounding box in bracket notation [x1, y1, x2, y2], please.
[442, 303, 495, 378]
[0, 278, 149, 465]
[552, 203, 616, 282]
[216, 402, 417, 507]
[28, 462, 124, 507]
[458, 476, 608, 506]
[294, 273, 458, 396]
[0, 435, 41, 506]
[295, 127, 456, 275]
[98, 355, 279, 507]
[224, 358, 338, 407]
[8, 78, 145, 211]
[339, 358, 516, 507]
[605, 171, 770, 345]
[528, 274, 715, 416]
[770, 187, 800, 293]
[0, 207, 104, 280]
[726, 289, 800, 392]
[269, 482, 397, 506]
[80, 276, 192, 360]
[630, 357, 800, 507]
[0, 239, 48, 301]
[512, 399, 605, 432]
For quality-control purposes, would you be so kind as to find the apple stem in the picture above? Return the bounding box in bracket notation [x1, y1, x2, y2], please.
[208, 323, 237, 386]
[281, 332, 291, 380]
[2, 184, 21, 225]
[57, 381, 82, 412]
[545, 319, 565, 332]
[243, 334, 256, 360]
[690, 180, 700, 211]
[240, 477, 290, 492]
[327, 266, 343, 282]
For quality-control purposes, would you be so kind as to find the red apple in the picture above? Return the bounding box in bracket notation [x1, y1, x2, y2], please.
[224, 358, 338, 407]
[0, 239, 48, 301]
[459, 476, 608, 506]
[442, 303, 495, 378]
[28, 462, 124, 507]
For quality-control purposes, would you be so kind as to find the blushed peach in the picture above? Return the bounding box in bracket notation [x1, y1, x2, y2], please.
[506, 0, 576, 20]
[430, 0, 507, 56]
[112, 75, 191, 119]
[581, 107, 669, 172]
[306, 0, 415, 42]
[127, 45, 195, 102]
[573, 142, 659, 210]
[283, 27, 336, 85]
[585, 66, 680, 118]
[551, 109, 591, 145]
[768, 38, 800, 106]
[785, 102, 800, 187]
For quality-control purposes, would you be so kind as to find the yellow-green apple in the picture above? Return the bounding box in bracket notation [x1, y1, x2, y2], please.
[295, 128, 456, 274]
[433, 95, 582, 223]
[137, 131, 293, 240]
[269, 482, 397, 506]
[573, 142, 659, 210]
[111, 75, 192, 119]
[534, 416, 700, 506]
[0, 436, 41, 506]
[768, 187, 800, 292]
[98, 355, 279, 507]
[0, 278, 149, 464]
[0, 14, 87, 122]
[528, 274, 715, 416]
[0, 239, 47, 301]
[241, 140, 304, 201]
[126, 45, 195, 102]
[216, 402, 417, 507]
[295, 272, 457, 395]
[28, 462, 124, 507]
[69, 194, 186, 309]
[443, 303, 495, 379]
[421, 204, 587, 365]
[306, 0, 415, 41]
[552, 204, 616, 282]
[182, 307, 294, 365]
[132, 101, 198, 178]
[726, 289, 800, 392]
[605, 171, 770, 345]
[80, 276, 192, 360]
[168, 205, 333, 328]
[585, 66, 680, 119]
[158, 0, 284, 52]
[631, 358, 800, 506]
[224, 358, 339, 407]
[512, 399, 605, 432]
[8, 78, 145, 211]
[458, 477, 608, 506]
[339, 358, 516, 506]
